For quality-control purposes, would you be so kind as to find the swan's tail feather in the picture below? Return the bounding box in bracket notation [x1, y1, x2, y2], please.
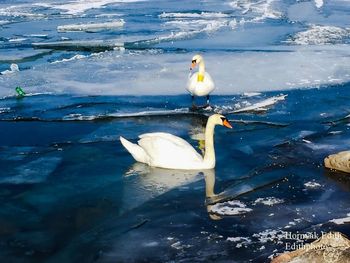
[120, 136, 149, 164]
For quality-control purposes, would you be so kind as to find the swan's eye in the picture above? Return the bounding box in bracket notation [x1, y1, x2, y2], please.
[220, 117, 226, 121]
[192, 60, 196, 63]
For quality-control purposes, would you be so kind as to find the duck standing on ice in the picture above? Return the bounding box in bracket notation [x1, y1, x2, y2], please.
[187, 54, 215, 109]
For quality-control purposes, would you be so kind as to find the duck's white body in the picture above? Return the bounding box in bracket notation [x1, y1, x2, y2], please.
[187, 72, 215, 97]
[120, 114, 232, 170]
[187, 55, 215, 97]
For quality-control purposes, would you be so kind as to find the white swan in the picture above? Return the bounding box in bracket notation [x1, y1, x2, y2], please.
[187, 54, 215, 108]
[120, 114, 232, 170]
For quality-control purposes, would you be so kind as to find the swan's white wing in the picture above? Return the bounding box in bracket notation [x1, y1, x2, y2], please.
[139, 132, 195, 148]
[138, 132, 203, 169]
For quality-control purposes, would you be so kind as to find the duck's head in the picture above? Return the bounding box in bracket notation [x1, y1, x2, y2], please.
[209, 114, 232, 129]
[190, 54, 203, 70]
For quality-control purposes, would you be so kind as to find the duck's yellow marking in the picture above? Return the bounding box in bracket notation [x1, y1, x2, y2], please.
[197, 74, 204, 82]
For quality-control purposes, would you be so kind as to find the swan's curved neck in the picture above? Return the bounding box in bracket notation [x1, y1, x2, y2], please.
[203, 119, 216, 168]
[198, 60, 205, 74]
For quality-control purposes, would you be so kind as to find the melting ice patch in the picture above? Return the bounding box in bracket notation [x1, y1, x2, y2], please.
[164, 20, 228, 32]
[233, 95, 286, 113]
[0, 5, 46, 19]
[0, 157, 61, 184]
[35, 0, 144, 15]
[57, 20, 125, 32]
[287, 25, 350, 45]
[159, 12, 230, 19]
[229, 0, 282, 21]
[210, 200, 252, 216]
[253, 197, 284, 206]
[329, 213, 350, 225]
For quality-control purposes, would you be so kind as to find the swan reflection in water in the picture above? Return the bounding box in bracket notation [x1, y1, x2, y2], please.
[122, 116, 285, 218]
[123, 163, 228, 220]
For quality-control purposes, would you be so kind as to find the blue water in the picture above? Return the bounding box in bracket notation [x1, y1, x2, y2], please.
[1, 0, 350, 262]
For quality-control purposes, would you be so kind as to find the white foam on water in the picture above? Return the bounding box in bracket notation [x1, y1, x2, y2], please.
[226, 237, 252, 248]
[170, 241, 192, 250]
[304, 181, 322, 189]
[287, 25, 350, 45]
[253, 229, 287, 244]
[210, 200, 253, 216]
[57, 20, 125, 32]
[253, 197, 284, 206]
[329, 213, 350, 225]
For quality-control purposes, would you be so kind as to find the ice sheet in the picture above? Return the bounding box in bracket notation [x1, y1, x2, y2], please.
[2, 46, 350, 97]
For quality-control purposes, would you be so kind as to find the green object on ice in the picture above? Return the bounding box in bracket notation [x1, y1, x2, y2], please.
[15, 86, 26, 97]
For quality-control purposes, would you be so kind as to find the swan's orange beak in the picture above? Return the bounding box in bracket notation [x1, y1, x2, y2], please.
[223, 119, 232, 129]
[190, 61, 196, 71]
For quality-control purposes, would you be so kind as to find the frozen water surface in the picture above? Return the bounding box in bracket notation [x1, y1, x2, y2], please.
[0, 0, 350, 262]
